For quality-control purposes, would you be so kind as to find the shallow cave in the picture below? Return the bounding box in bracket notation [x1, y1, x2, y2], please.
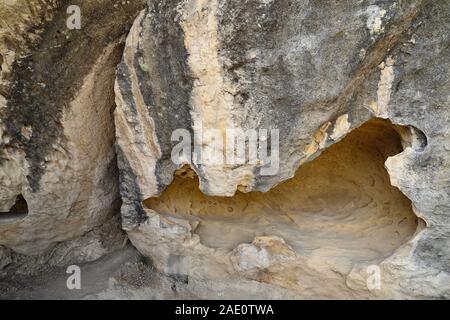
[144, 119, 422, 265]
[0, 194, 29, 224]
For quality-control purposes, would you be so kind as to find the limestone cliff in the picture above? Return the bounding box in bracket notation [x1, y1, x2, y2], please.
[0, 0, 449, 299]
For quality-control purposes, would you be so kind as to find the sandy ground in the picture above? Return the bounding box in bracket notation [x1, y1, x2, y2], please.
[0, 246, 198, 300]
[0, 244, 302, 300]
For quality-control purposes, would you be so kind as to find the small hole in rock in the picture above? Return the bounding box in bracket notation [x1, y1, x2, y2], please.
[0, 194, 29, 224]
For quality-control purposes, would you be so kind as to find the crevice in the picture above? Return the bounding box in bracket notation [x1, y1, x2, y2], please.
[0, 194, 28, 224]
[394, 124, 428, 152]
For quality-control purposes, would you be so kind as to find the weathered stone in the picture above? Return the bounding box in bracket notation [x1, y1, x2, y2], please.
[115, 0, 450, 299]
[0, 0, 145, 254]
[0, 216, 126, 276]
[0, 0, 448, 300]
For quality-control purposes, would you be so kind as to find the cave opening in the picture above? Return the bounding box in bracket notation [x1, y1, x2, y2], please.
[143, 119, 422, 265]
[0, 194, 29, 224]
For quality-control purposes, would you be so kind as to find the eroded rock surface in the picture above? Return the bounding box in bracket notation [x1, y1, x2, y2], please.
[116, 0, 450, 299]
[0, 0, 448, 300]
[0, 0, 145, 256]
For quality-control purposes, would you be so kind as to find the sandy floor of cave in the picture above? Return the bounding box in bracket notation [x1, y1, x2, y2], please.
[144, 119, 419, 264]
[0, 245, 300, 300]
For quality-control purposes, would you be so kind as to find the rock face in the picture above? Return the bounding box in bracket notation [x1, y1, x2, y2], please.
[0, 0, 449, 299]
[0, 0, 145, 255]
[115, 0, 449, 299]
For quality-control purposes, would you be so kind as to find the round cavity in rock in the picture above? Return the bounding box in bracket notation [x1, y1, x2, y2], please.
[143, 119, 421, 265]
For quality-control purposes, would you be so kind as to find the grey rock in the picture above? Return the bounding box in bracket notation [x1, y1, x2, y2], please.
[115, 0, 450, 299]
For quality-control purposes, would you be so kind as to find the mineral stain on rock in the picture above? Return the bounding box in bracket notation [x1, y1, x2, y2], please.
[2, 0, 145, 192]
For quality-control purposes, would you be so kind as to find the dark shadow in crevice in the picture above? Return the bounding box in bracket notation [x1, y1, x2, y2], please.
[0, 194, 29, 224]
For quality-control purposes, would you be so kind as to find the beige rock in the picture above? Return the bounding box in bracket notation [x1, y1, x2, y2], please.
[115, 0, 450, 299]
[0, 0, 145, 254]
